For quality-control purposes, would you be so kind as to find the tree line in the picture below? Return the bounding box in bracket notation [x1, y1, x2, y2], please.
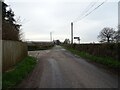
[63, 26, 120, 44]
[2, 1, 23, 41]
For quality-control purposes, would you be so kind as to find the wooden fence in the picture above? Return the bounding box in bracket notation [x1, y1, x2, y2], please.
[2, 40, 28, 72]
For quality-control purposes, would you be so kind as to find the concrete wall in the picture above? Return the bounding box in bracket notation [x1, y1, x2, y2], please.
[2, 40, 28, 72]
[0, 1, 2, 89]
[0, 40, 2, 90]
[118, 1, 120, 26]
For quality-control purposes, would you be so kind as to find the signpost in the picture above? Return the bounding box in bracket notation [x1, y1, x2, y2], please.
[74, 37, 80, 44]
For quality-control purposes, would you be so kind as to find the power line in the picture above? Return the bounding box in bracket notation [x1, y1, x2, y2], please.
[73, 2, 94, 22]
[74, 0, 99, 22]
[79, 0, 107, 21]
[74, 0, 107, 22]
[81, 1, 99, 16]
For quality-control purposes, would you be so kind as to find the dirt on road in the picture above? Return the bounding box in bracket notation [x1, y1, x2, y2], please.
[17, 45, 118, 88]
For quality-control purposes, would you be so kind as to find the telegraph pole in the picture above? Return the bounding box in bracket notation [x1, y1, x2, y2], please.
[50, 32, 52, 42]
[71, 22, 73, 44]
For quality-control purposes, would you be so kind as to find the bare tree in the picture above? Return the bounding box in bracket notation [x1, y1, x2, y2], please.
[15, 16, 24, 41]
[18, 28, 24, 41]
[98, 27, 115, 43]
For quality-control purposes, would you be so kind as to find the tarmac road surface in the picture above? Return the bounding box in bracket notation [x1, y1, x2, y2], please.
[18, 45, 118, 88]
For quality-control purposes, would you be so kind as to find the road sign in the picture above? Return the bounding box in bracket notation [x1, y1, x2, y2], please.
[74, 37, 80, 40]
[74, 37, 80, 44]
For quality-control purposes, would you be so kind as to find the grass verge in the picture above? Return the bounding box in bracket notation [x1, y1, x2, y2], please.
[63, 46, 120, 69]
[2, 56, 37, 89]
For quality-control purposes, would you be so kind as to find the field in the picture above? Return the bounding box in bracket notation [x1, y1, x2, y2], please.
[27, 42, 54, 51]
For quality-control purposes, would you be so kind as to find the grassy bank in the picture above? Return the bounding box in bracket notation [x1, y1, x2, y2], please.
[63, 46, 120, 69]
[2, 56, 37, 89]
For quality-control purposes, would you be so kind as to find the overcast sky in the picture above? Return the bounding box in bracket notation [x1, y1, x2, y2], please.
[5, 0, 119, 43]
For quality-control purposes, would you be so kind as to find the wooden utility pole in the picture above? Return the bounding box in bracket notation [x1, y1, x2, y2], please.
[50, 32, 52, 42]
[71, 22, 73, 44]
